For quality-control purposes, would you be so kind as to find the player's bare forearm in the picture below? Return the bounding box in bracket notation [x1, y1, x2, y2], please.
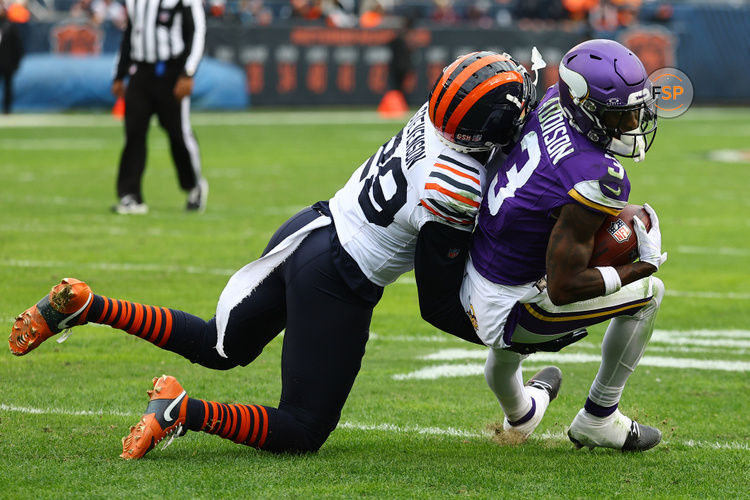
[547, 204, 657, 305]
[546, 204, 604, 305]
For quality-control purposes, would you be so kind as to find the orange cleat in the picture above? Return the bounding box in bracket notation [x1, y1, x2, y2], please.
[9, 278, 93, 356]
[121, 375, 188, 460]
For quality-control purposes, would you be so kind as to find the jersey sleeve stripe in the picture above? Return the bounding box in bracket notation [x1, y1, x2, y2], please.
[421, 199, 474, 225]
[429, 198, 472, 219]
[568, 188, 622, 216]
[434, 162, 481, 185]
[437, 154, 480, 175]
[424, 182, 480, 208]
[428, 171, 481, 197]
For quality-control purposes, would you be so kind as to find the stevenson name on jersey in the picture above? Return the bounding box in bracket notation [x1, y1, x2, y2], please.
[330, 103, 487, 287]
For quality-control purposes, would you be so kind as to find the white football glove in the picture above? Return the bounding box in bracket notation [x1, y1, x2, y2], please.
[633, 203, 667, 270]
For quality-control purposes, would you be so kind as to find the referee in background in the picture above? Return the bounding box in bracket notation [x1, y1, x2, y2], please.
[111, 0, 208, 214]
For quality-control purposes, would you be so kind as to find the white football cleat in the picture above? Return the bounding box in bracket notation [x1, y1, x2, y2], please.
[503, 366, 562, 440]
[112, 194, 148, 215]
[186, 178, 209, 212]
[567, 408, 661, 452]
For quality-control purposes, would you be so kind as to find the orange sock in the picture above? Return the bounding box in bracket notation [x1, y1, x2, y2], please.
[90, 295, 174, 347]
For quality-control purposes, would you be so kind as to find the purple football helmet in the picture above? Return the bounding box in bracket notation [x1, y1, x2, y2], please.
[558, 39, 657, 161]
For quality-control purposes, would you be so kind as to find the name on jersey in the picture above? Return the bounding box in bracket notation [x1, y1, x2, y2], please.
[537, 97, 575, 165]
[404, 108, 427, 170]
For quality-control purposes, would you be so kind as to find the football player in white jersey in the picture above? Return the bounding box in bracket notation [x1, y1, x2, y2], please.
[10, 51, 538, 459]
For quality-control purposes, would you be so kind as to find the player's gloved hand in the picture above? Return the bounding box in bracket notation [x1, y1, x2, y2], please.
[633, 203, 667, 270]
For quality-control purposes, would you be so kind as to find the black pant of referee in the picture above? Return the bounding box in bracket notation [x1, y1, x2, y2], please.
[113, 60, 206, 214]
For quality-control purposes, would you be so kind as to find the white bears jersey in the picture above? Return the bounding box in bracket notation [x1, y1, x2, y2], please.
[329, 103, 486, 287]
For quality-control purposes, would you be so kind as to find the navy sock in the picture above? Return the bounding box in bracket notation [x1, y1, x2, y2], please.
[584, 397, 618, 418]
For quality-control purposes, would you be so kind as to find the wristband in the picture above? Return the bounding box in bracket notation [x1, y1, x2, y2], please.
[596, 266, 622, 295]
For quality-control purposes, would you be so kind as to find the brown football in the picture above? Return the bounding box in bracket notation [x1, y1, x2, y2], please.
[589, 204, 652, 267]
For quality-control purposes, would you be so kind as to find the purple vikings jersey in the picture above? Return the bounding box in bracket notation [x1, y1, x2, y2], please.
[470, 84, 631, 285]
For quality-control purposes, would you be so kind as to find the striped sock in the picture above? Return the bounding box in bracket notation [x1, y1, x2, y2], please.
[85, 295, 175, 347]
[186, 398, 270, 449]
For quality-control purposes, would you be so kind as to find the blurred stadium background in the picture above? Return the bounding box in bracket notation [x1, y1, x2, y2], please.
[2, 0, 749, 112]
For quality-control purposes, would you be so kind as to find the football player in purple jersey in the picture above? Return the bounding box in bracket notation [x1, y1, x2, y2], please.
[461, 39, 667, 451]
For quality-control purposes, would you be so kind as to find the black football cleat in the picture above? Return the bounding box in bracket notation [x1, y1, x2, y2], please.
[526, 366, 563, 402]
[502, 366, 563, 440]
[567, 408, 662, 452]
[621, 420, 662, 452]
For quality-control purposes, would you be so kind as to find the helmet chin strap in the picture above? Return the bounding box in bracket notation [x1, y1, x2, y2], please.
[608, 128, 646, 162]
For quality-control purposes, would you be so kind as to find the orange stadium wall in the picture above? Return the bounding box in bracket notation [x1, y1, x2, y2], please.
[205, 25, 583, 107]
[9, 4, 750, 110]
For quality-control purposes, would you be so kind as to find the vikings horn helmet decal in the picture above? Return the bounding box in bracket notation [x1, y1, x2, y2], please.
[558, 39, 657, 161]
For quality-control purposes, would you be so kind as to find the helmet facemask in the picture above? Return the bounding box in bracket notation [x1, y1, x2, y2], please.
[581, 96, 657, 162]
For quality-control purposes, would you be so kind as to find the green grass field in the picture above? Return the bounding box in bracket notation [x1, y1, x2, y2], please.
[0, 109, 748, 498]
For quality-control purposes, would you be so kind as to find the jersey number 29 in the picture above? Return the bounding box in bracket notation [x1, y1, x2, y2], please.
[358, 131, 408, 227]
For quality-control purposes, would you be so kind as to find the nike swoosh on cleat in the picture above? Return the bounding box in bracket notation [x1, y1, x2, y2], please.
[602, 184, 622, 197]
[163, 391, 187, 422]
[57, 292, 93, 330]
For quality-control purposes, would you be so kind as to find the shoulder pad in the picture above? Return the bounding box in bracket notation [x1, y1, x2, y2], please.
[568, 157, 629, 215]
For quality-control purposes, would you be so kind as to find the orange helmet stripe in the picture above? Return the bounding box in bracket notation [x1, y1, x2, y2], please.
[428, 52, 478, 124]
[444, 71, 523, 138]
[433, 53, 510, 131]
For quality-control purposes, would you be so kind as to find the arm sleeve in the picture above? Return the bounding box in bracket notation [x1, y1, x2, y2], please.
[414, 221, 483, 346]
[180, 0, 206, 77]
[114, 17, 132, 81]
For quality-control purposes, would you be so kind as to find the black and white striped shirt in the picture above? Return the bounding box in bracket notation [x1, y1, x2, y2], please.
[115, 0, 205, 80]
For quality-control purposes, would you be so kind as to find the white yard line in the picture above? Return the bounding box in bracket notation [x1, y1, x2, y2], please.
[0, 138, 112, 150]
[337, 421, 483, 438]
[676, 245, 750, 257]
[653, 329, 750, 339]
[1, 403, 746, 450]
[396, 353, 750, 379]
[369, 330, 750, 345]
[665, 290, 750, 300]
[1, 258, 236, 276]
[650, 337, 750, 349]
[0, 403, 136, 417]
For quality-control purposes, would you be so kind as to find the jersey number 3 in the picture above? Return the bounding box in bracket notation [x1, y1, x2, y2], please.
[358, 131, 408, 227]
[487, 131, 541, 216]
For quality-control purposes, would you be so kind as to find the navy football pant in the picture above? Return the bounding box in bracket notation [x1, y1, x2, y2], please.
[89, 207, 381, 452]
